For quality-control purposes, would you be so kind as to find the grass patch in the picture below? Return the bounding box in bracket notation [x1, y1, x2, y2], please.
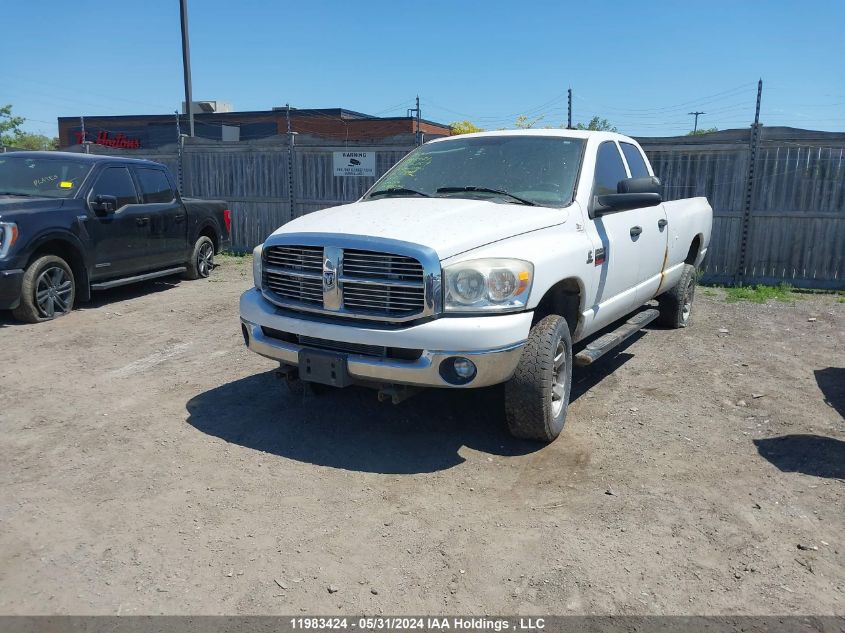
[723, 283, 795, 304]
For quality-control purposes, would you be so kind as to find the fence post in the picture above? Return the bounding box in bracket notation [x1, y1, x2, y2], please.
[287, 132, 297, 220]
[736, 79, 763, 285]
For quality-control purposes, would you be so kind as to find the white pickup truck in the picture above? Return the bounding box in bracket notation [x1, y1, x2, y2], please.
[240, 130, 712, 442]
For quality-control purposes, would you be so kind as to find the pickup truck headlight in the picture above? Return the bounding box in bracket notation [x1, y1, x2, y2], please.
[252, 244, 263, 289]
[444, 258, 533, 313]
[0, 222, 19, 258]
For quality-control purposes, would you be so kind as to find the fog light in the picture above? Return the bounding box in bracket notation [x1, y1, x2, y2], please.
[453, 357, 476, 379]
[439, 356, 477, 385]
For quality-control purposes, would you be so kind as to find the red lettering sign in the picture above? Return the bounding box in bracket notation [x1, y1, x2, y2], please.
[75, 130, 141, 149]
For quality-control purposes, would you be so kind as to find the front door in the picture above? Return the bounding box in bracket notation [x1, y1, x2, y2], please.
[583, 141, 643, 332]
[85, 166, 149, 279]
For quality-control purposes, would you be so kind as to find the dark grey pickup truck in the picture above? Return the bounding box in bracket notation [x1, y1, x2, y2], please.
[0, 151, 231, 322]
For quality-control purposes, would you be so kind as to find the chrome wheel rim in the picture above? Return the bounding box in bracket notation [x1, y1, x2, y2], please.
[198, 243, 214, 277]
[35, 266, 73, 318]
[551, 338, 567, 417]
[682, 278, 695, 323]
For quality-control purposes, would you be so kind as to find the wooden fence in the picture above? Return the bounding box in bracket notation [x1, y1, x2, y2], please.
[73, 126, 844, 289]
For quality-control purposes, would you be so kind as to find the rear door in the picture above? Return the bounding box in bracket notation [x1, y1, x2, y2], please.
[132, 167, 186, 267]
[85, 166, 148, 279]
[620, 141, 669, 303]
[583, 141, 643, 330]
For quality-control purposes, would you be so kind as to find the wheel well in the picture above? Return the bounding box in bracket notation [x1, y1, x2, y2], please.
[685, 234, 702, 265]
[31, 239, 90, 301]
[199, 225, 220, 253]
[533, 278, 582, 336]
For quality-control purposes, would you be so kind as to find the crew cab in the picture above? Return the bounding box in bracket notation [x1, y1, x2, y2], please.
[0, 152, 230, 322]
[239, 130, 712, 442]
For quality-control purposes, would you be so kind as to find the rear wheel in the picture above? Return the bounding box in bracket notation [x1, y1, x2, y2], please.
[658, 263, 697, 328]
[183, 235, 215, 280]
[12, 255, 76, 323]
[504, 314, 573, 442]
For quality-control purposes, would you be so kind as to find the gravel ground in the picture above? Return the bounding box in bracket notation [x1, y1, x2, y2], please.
[0, 256, 842, 615]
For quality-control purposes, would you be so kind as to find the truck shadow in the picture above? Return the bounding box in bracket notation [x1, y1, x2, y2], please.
[185, 371, 538, 474]
[0, 277, 183, 326]
[185, 339, 640, 474]
[80, 276, 183, 310]
[753, 434, 845, 479]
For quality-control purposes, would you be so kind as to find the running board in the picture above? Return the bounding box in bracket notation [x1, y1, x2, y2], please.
[574, 308, 659, 367]
[90, 267, 186, 290]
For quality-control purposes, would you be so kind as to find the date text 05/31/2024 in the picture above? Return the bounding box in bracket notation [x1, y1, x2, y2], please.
[290, 618, 546, 631]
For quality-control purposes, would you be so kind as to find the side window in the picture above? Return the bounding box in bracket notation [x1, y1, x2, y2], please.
[136, 168, 175, 203]
[90, 167, 138, 208]
[593, 142, 628, 197]
[620, 142, 650, 178]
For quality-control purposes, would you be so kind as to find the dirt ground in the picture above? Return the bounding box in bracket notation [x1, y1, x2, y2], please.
[0, 256, 842, 616]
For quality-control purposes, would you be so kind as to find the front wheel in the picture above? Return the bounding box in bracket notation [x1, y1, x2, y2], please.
[504, 314, 573, 442]
[12, 255, 76, 323]
[183, 235, 215, 280]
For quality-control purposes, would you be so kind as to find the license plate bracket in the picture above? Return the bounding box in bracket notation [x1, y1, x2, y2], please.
[298, 349, 352, 387]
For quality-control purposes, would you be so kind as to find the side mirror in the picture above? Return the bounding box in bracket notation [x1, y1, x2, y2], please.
[595, 176, 662, 215]
[91, 194, 118, 214]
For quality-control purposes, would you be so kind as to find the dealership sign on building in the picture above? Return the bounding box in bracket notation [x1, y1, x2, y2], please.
[333, 151, 376, 177]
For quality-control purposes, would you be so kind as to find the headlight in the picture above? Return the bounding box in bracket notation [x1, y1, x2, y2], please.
[252, 244, 263, 289]
[0, 222, 19, 258]
[444, 258, 533, 312]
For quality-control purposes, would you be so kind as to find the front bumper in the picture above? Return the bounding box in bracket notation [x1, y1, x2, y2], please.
[239, 288, 530, 388]
[0, 268, 24, 310]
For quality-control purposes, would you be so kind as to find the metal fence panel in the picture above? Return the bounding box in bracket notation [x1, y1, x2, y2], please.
[69, 128, 843, 288]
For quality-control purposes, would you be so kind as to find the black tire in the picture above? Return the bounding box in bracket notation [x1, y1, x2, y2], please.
[657, 263, 697, 328]
[504, 314, 573, 442]
[12, 255, 76, 323]
[183, 235, 215, 280]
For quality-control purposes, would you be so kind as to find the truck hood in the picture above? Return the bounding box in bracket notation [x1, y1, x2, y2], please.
[0, 196, 70, 219]
[273, 198, 569, 259]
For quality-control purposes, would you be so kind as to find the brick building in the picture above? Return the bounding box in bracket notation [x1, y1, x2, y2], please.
[57, 107, 451, 151]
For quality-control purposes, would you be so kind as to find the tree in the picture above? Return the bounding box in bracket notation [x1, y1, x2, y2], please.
[0, 104, 25, 146]
[0, 104, 57, 150]
[8, 132, 58, 150]
[450, 120, 484, 135]
[575, 116, 618, 132]
[686, 127, 719, 136]
[514, 114, 545, 129]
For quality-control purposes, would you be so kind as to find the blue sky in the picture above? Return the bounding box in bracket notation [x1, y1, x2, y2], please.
[2, 0, 844, 138]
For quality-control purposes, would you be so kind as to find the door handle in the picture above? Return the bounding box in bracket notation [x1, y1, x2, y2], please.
[630, 226, 642, 237]
[658, 219, 668, 229]
[174, 214, 186, 223]
[136, 217, 150, 227]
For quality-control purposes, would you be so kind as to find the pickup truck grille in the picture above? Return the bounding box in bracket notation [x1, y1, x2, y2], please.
[262, 244, 429, 321]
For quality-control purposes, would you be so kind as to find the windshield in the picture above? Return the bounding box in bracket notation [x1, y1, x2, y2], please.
[0, 155, 92, 199]
[365, 136, 585, 207]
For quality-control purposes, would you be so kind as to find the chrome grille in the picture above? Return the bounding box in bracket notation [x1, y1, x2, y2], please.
[261, 242, 430, 321]
[264, 245, 323, 272]
[342, 250, 424, 283]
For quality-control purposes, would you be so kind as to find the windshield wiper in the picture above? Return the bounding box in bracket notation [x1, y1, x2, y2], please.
[0, 191, 34, 197]
[436, 186, 536, 206]
[369, 187, 430, 198]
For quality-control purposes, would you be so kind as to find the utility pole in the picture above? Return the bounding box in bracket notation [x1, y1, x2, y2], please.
[415, 95, 421, 146]
[179, 0, 195, 137]
[80, 115, 90, 153]
[567, 88, 572, 129]
[688, 111, 705, 134]
[736, 78, 763, 285]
